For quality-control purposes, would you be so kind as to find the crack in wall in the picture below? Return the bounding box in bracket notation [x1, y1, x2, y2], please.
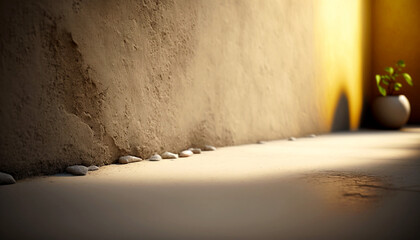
[45, 19, 122, 166]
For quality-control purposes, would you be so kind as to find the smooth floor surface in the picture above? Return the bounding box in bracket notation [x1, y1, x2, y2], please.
[1, 128, 420, 240]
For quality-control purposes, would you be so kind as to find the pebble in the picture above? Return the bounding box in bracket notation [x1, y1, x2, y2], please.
[66, 165, 88, 176]
[203, 145, 216, 151]
[308, 134, 316, 138]
[189, 148, 202, 154]
[0, 172, 16, 185]
[179, 150, 193, 157]
[288, 137, 296, 141]
[149, 154, 162, 161]
[257, 141, 265, 144]
[119, 155, 142, 164]
[87, 165, 99, 171]
[161, 152, 178, 159]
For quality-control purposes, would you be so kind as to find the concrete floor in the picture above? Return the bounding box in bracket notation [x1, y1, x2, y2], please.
[1, 128, 420, 240]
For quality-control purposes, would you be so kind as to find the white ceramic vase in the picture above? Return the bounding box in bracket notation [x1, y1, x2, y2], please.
[372, 95, 411, 129]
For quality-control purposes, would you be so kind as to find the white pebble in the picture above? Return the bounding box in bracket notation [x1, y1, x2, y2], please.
[257, 141, 265, 144]
[66, 165, 88, 176]
[189, 148, 202, 154]
[0, 172, 16, 185]
[119, 155, 142, 164]
[161, 152, 178, 159]
[308, 134, 316, 138]
[203, 145, 216, 151]
[87, 165, 99, 171]
[149, 154, 162, 161]
[288, 137, 296, 141]
[179, 150, 193, 157]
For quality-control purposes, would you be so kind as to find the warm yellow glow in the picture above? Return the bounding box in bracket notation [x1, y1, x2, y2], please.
[372, 0, 420, 123]
[314, 0, 365, 130]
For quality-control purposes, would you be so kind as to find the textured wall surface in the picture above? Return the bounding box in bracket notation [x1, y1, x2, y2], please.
[371, 0, 420, 123]
[0, 0, 368, 178]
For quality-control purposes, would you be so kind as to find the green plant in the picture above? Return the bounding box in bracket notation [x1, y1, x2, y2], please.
[376, 60, 413, 96]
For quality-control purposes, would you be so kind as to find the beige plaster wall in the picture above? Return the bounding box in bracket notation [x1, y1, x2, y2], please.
[0, 0, 368, 178]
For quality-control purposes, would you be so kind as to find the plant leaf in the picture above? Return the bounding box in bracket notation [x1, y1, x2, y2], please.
[385, 67, 394, 75]
[397, 60, 406, 67]
[376, 75, 381, 85]
[394, 82, 402, 91]
[382, 80, 389, 85]
[378, 85, 387, 96]
[403, 73, 413, 86]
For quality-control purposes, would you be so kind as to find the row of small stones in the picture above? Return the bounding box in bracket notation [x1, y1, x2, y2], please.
[119, 145, 216, 163]
[1, 135, 317, 184]
[65, 145, 217, 176]
[0, 145, 218, 184]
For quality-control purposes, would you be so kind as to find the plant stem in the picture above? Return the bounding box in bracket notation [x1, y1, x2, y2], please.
[388, 78, 393, 95]
[389, 82, 394, 95]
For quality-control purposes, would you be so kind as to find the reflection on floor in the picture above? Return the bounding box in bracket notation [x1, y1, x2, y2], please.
[303, 171, 392, 211]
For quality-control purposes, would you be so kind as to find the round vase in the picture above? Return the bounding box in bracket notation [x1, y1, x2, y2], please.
[372, 95, 411, 129]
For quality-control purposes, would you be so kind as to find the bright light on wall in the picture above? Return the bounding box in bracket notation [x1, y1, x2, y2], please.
[314, 0, 365, 130]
